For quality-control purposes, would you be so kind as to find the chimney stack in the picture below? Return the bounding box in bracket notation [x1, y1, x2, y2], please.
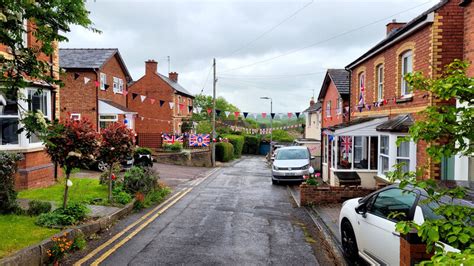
[145, 59, 157, 75]
[310, 97, 315, 107]
[169, 72, 178, 82]
[386, 19, 406, 35]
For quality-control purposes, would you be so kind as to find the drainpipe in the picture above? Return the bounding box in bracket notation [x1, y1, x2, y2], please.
[345, 67, 352, 122]
[94, 68, 100, 130]
[50, 53, 59, 181]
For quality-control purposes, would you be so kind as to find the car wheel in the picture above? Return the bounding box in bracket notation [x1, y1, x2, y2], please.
[272, 179, 278, 185]
[341, 219, 359, 260]
[97, 161, 109, 172]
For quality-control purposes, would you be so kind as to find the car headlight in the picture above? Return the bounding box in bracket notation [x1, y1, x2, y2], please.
[273, 165, 279, 170]
[301, 164, 310, 170]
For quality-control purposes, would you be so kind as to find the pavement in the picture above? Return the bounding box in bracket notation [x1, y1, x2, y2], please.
[311, 204, 342, 242]
[152, 162, 210, 189]
[69, 156, 329, 265]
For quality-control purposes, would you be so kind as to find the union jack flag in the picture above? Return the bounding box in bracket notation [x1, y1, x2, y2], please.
[162, 134, 183, 145]
[189, 134, 210, 147]
[340, 136, 352, 159]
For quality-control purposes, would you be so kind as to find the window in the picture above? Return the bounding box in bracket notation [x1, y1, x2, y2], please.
[22, 19, 28, 48]
[307, 113, 312, 128]
[338, 136, 352, 169]
[99, 115, 118, 129]
[379, 135, 390, 175]
[369, 188, 417, 221]
[70, 113, 81, 121]
[326, 101, 331, 117]
[376, 64, 384, 101]
[332, 137, 337, 168]
[100, 73, 107, 90]
[370, 136, 379, 170]
[401, 50, 413, 96]
[0, 94, 19, 145]
[358, 72, 365, 106]
[323, 135, 328, 163]
[354, 136, 369, 169]
[336, 98, 342, 115]
[27, 89, 50, 143]
[397, 137, 410, 173]
[112, 77, 123, 94]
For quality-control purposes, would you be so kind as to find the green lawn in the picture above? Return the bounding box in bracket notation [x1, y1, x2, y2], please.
[18, 178, 107, 204]
[0, 215, 60, 258]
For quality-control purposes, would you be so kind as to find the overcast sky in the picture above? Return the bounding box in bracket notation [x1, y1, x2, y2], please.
[62, 0, 440, 113]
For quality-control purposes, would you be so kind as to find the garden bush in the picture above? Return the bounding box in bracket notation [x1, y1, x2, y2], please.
[163, 142, 183, 152]
[0, 152, 23, 214]
[123, 166, 158, 195]
[222, 134, 244, 158]
[114, 191, 132, 205]
[35, 202, 88, 227]
[243, 135, 260, 155]
[216, 142, 234, 162]
[27, 200, 52, 216]
[135, 147, 153, 155]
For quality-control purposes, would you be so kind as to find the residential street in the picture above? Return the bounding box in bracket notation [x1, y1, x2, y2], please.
[73, 156, 323, 265]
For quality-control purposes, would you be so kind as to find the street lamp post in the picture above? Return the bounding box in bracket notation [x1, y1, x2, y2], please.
[260, 97, 273, 144]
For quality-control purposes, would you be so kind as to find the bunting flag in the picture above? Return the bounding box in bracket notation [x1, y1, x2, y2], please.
[271, 113, 276, 119]
[287, 112, 293, 119]
[234, 111, 240, 118]
[345, 106, 350, 113]
[207, 108, 212, 115]
[188, 106, 193, 112]
[150, 98, 156, 105]
[367, 105, 372, 111]
[132, 93, 139, 100]
[189, 134, 211, 147]
[104, 84, 110, 90]
[123, 90, 129, 96]
[225, 111, 230, 117]
[179, 103, 185, 110]
[160, 100, 165, 107]
[278, 113, 284, 119]
[195, 107, 202, 113]
[358, 106, 363, 112]
[141, 117, 144, 121]
[84, 77, 90, 84]
[216, 109, 221, 116]
[295, 112, 301, 119]
[95, 80, 100, 88]
[169, 102, 175, 109]
[393, 98, 397, 104]
[74, 73, 80, 80]
[140, 95, 147, 102]
[243, 112, 249, 118]
[383, 99, 388, 105]
[262, 112, 267, 118]
[252, 113, 258, 119]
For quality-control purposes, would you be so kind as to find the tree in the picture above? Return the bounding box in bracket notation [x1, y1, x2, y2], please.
[0, 152, 23, 214]
[0, 1, 96, 102]
[98, 123, 135, 202]
[43, 118, 100, 208]
[389, 61, 474, 264]
[191, 95, 240, 121]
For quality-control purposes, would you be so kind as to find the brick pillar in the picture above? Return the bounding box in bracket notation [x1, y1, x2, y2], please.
[400, 232, 433, 266]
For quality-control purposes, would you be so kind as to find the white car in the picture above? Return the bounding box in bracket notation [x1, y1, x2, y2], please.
[271, 146, 312, 184]
[338, 184, 468, 265]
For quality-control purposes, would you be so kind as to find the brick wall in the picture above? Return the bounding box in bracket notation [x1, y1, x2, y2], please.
[348, 0, 465, 179]
[98, 54, 129, 107]
[155, 150, 211, 167]
[400, 233, 433, 266]
[321, 81, 348, 129]
[15, 150, 56, 189]
[464, 1, 474, 76]
[299, 184, 374, 205]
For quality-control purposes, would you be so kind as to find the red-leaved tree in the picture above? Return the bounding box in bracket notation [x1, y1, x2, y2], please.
[44, 118, 100, 208]
[98, 123, 135, 202]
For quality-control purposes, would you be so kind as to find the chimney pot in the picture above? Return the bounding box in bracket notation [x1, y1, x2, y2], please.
[386, 20, 406, 35]
[145, 60, 157, 75]
[310, 97, 315, 107]
[169, 72, 178, 82]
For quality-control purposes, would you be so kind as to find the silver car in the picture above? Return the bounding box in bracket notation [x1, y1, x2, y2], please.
[271, 146, 312, 184]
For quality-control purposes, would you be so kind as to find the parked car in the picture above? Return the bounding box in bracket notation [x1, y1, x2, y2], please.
[338, 184, 470, 265]
[94, 156, 134, 172]
[271, 146, 313, 184]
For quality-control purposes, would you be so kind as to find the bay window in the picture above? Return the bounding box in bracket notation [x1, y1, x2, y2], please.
[397, 137, 411, 173]
[0, 97, 19, 145]
[338, 136, 352, 169]
[323, 135, 328, 163]
[379, 135, 390, 175]
[354, 136, 369, 169]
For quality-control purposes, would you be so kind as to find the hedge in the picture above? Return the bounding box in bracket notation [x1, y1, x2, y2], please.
[222, 134, 245, 158]
[216, 142, 234, 162]
[243, 135, 260, 155]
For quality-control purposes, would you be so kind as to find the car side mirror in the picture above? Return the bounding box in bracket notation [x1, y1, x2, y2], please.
[355, 203, 367, 218]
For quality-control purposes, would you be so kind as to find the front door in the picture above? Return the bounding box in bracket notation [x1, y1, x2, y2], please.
[359, 188, 417, 265]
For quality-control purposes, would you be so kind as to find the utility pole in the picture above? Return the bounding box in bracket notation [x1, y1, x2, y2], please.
[270, 98, 273, 144]
[211, 58, 217, 167]
[167, 56, 170, 74]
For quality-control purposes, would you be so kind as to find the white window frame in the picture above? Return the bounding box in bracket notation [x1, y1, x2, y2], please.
[377, 134, 417, 179]
[401, 50, 413, 97]
[379, 135, 390, 176]
[112, 77, 119, 94]
[99, 114, 118, 130]
[307, 113, 312, 128]
[100, 73, 107, 90]
[22, 19, 28, 48]
[377, 64, 384, 101]
[336, 98, 342, 115]
[117, 78, 124, 94]
[323, 135, 328, 164]
[0, 87, 51, 149]
[326, 101, 331, 117]
[70, 113, 81, 121]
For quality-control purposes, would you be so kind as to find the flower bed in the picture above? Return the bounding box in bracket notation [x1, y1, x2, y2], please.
[300, 184, 375, 206]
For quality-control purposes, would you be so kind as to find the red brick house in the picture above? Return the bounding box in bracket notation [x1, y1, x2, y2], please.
[59, 49, 136, 131]
[128, 60, 194, 149]
[0, 21, 60, 189]
[317, 69, 350, 183]
[325, 0, 465, 188]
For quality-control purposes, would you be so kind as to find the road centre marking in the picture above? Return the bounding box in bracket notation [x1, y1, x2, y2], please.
[74, 167, 220, 266]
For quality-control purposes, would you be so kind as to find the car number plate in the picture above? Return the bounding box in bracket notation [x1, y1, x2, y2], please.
[127, 160, 134, 164]
[284, 172, 295, 176]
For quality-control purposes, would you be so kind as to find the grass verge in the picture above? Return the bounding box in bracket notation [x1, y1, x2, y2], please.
[0, 215, 60, 258]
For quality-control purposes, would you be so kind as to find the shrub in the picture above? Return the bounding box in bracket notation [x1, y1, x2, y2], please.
[36, 212, 76, 227]
[27, 200, 52, 216]
[0, 152, 23, 214]
[222, 134, 244, 158]
[99, 163, 121, 185]
[59, 202, 89, 221]
[243, 135, 261, 155]
[135, 147, 152, 155]
[143, 187, 171, 208]
[216, 142, 234, 162]
[264, 129, 295, 143]
[114, 191, 132, 205]
[71, 233, 87, 251]
[163, 142, 183, 152]
[123, 166, 158, 195]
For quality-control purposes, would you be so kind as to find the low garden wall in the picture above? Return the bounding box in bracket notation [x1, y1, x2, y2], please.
[154, 150, 212, 167]
[300, 184, 375, 206]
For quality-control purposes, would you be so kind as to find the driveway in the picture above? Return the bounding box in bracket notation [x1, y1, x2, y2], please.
[72, 156, 324, 265]
[153, 162, 210, 189]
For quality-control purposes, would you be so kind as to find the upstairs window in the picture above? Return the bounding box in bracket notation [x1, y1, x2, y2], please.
[326, 101, 331, 117]
[112, 77, 123, 94]
[100, 73, 107, 90]
[336, 98, 342, 115]
[376, 64, 384, 101]
[358, 72, 365, 106]
[401, 50, 413, 96]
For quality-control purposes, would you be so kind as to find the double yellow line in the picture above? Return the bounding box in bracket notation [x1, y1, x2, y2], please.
[74, 168, 218, 266]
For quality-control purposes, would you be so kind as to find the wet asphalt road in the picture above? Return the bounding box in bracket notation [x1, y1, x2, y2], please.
[95, 156, 320, 265]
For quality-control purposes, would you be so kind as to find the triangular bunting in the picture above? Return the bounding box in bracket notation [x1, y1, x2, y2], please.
[123, 90, 129, 96]
[207, 108, 212, 115]
[140, 95, 147, 102]
[225, 111, 230, 117]
[287, 112, 293, 119]
[104, 84, 110, 90]
[94, 80, 100, 88]
[159, 100, 165, 107]
[216, 109, 221, 116]
[295, 112, 301, 119]
[84, 77, 90, 84]
[132, 93, 138, 100]
[74, 73, 80, 80]
[188, 106, 193, 112]
[150, 98, 156, 105]
[234, 112, 240, 118]
[243, 112, 248, 118]
[262, 113, 267, 118]
[271, 113, 275, 119]
[169, 102, 175, 109]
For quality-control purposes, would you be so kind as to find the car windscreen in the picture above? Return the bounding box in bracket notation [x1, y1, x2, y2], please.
[275, 149, 308, 160]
